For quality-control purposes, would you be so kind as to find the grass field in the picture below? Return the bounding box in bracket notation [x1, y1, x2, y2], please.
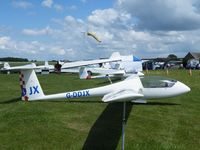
[0, 70, 199, 150]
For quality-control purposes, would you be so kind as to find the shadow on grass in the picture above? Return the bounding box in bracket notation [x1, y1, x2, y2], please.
[133, 102, 180, 106]
[96, 78, 121, 86]
[35, 99, 103, 103]
[82, 102, 133, 150]
[68, 100, 103, 103]
[34, 101, 103, 103]
[0, 97, 20, 104]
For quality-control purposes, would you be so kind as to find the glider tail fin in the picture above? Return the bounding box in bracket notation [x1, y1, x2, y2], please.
[4, 62, 10, 69]
[79, 67, 92, 79]
[79, 67, 91, 79]
[19, 69, 45, 101]
[109, 52, 121, 60]
[44, 61, 49, 66]
[79, 67, 110, 79]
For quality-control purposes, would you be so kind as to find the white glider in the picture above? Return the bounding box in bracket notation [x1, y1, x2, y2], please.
[1, 62, 37, 71]
[61, 52, 121, 69]
[61, 52, 144, 79]
[19, 69, 190, 102]
[79, 67, 144, 80]
[1, 61, 54, 73]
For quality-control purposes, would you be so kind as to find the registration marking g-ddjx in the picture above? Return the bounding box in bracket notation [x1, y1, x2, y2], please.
[66, 90, 90, 98]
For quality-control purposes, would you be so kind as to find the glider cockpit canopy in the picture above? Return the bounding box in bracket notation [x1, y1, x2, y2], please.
[140, 76, 177, 88]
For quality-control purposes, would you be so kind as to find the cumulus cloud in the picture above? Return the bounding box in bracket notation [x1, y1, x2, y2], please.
[22, 27, 51, 36]
[50, 46, 66, 55]
[41, 0, 65, 12]
[0, 36, 39, 54]
[67, 5, 77, 11]
[0, 35, 70, 59]
[88, 8, 131, 27]
[19, 12, 199, 59]
[41, 0, 53, 8]
[54, 4, 64, 11]
[0, 36, 10, 45]
[117, 0, 200, 31]
[3, 2, 200, 60]
[80, 0, 87, 3]
[88, 8, 118, 26]
[12, 0, 33, 9]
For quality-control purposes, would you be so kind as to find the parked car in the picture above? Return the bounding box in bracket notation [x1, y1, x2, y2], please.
[196, 64, 200, 69]
[186, 59, 199, 69]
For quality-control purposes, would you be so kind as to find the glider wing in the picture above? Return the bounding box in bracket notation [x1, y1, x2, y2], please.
[102, 89, 143, 102]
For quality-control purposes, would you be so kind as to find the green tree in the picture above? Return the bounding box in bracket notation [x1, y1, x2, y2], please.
[167, 54, 177, 60]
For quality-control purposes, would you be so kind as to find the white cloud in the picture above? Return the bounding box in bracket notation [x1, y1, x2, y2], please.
[0, 36, 10, 45]
[54, 4, 64, 11]
[50, 47, 66, 55]
[0, 36, 38, 54]
[88, 31, 113, 42]
[41, 0, 65, 12]
[80, 0, 87, 3]
[117, 30, 152, 42]
[12, 1, 33, 9]
[20, 13, 199, 59]
[3, 3, 200, 60]
[117, 0, 200, 31]
[65, 16, 76, 23]
[67, 5, 77, 11]
[88, 8, 131, 30]
[41, 0, 53, 8]
[22, 27, 51, 36]
[57, 49, 65, 55]
[88, 8, 119, 26]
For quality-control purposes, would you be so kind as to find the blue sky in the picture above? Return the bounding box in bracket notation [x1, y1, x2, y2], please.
[0, 0, 200, 60]
[0, 1, 114, 39]
[0, 1, 115, 27]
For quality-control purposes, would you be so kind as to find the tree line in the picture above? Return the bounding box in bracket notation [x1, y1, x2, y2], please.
[0, 57, 28, 62]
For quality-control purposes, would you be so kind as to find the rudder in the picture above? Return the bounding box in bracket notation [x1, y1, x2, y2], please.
[4, 62, 10, 69]
[79, 67, 91, 79]
[19, 69, 45, 101]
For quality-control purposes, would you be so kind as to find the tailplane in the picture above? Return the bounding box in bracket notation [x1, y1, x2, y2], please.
[109, 52, 121, 60]
[19, 69, 45, 101]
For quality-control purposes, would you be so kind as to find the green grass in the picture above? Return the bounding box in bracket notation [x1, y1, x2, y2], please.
[0, 70, 199, 150]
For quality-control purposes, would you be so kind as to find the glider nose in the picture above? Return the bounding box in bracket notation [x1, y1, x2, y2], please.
[176, 81, 191, 94]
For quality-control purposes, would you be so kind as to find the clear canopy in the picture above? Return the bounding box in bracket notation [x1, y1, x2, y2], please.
[140, 76, 177, 88]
